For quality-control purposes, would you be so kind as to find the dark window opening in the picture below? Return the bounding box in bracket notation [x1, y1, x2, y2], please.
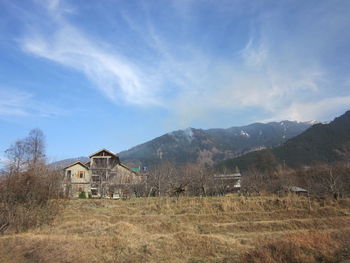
[92, 175, 100, 182]
[93, 158, 108, 168]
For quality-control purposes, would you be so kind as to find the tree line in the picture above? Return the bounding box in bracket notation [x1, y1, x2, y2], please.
[1, 129, 349, 234]
[240, 162, 350, 198]
[130, 161, 350, 199]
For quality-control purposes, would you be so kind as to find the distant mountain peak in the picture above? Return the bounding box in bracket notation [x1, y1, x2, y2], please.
[169, 127, 195, 142]
[119, 120, 315, 167]
[303, 120, 319, 125]
[217, 110, 350, 171]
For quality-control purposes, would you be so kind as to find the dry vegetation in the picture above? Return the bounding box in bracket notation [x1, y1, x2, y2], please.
[0, 129, 64, 234]
[1, 129, 350, 262]
[0, 195, 349, 263]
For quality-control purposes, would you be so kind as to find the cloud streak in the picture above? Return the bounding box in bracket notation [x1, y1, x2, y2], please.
[21, 0, 160, 106]
[0, 89, 31, 116]
[15, 0, 350, 125]
[0, 89, 66, 118]
[267, 96, 350, 122]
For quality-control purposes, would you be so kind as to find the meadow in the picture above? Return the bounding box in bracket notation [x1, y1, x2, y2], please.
[0, 195, 349, 263]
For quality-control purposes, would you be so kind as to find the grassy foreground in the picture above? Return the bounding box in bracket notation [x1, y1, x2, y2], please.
[0, 196, 350, 263]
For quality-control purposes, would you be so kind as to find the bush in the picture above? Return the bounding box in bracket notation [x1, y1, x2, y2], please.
[0, 166, 65, 233]
[79, 191, 86, 199]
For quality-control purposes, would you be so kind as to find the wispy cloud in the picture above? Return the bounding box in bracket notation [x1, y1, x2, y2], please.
[0, 89, 31, 116]
[21, 0, 160, 106]
[265, 96, 350, 122]
[0, 89, 66, 118]
[15, 0, 350, 124]
[0, 156, 9, 170]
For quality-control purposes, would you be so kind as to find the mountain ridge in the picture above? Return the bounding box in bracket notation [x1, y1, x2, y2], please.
[217, 110, 350, 171]
[52, 120, 317, 169]
[118, 120, 315, 167]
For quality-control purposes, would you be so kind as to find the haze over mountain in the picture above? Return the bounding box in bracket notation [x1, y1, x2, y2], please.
[218, 110, 350, 172]
[118, 120, 315, 167]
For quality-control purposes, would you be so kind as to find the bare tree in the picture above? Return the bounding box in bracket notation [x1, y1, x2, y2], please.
[5, 140, 27, 173]
[25, 129, 46, 168]
[186, 164, 213, 196]
[5, 129, 46, 172]
[293, 162, 350, 198]
[240, 168, 267, 196]
[311, 163, 348, 199]
[147, 162, 171, 197]
[146, 162, 191, 197]
[132, 182, 147, 197]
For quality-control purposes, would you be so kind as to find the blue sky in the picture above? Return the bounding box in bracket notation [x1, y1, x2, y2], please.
[0, 0, 350, 162]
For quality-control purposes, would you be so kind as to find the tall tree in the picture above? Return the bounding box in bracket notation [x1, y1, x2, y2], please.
[25, 129, 46, 167]
[5, 140, 27, 173]
[5, 129, 46, 172]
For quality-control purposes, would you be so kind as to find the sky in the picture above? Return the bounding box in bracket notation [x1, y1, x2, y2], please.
[0, 0, 350, 162]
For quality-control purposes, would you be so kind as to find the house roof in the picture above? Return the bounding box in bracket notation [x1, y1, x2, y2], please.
[63, 161, 89, 170]
[89, 148, 119, 158]
[288, 186, 308, 192]
[119, 163, 137, 175]
[214, 173, 241, 179]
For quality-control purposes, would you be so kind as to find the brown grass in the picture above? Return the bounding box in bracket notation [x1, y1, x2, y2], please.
[0, 195, 349, 263]
[241, 230, 350, 263]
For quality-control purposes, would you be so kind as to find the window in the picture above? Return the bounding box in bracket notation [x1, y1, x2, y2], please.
[67, 170, 71, 178]
[93, 157, 108, 168]
[79, 171, 85, 178]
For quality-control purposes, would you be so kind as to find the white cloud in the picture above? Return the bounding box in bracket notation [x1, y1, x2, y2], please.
[267, 96, 350, 122]
[240, 37, 268, 67]
[21, 1, 160, 107]
[0, 156, 9, 169]
[161, 42, 328, 125]
[0, 90, 31, 116]
[0, 89, 66, 118]
[15, 0, 350, 124]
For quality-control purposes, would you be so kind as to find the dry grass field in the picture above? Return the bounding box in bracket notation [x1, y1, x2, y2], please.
[0, 195, 350, 263]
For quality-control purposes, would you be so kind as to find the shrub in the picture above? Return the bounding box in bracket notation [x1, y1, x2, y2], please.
[0, 166, 64, 233]
[79, 191, 86, 199]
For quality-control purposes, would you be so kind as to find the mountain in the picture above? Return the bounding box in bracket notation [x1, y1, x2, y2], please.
[217, 110, 350, 171]
[119, 121, 315, 167]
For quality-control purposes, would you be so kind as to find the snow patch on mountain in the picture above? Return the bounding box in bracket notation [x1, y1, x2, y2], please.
[183, 127, 194, 141]
[170, 127, 194, 142]
[295, 120, 319, 125]
[305, 120, 319, 125]
[240, 130, 250, 137]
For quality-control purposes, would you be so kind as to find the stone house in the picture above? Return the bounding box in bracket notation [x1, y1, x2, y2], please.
[63, 161, 91, 198]
[63, 149, 142, 198]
